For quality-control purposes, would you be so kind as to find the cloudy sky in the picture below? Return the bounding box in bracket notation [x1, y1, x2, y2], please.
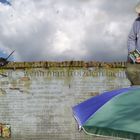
[0, 0, 139, 62]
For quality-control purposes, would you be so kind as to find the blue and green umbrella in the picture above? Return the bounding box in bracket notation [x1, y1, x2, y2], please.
[72, 86, 140, 140]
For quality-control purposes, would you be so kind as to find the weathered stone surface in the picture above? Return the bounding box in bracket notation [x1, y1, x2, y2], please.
[126, 63, 140, 85]
[0, 67, 131, 140]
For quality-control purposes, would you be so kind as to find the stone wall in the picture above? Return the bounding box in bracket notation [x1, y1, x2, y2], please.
[0, 62, 131, 140]
[2, 61, 127, 69]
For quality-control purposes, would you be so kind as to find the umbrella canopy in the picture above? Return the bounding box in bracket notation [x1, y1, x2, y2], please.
[72, 86, 140, 140]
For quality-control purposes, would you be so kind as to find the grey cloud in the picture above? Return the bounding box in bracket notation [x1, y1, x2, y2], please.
[0, 0, 139, 61]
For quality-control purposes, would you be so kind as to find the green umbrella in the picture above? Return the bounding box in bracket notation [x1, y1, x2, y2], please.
[73, 86, 140, 140]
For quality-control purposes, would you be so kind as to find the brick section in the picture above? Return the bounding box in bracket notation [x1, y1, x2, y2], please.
[1, 61, 128, 69]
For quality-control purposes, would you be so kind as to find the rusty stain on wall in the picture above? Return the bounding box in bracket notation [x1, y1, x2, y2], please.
[0, 123, 11, 138]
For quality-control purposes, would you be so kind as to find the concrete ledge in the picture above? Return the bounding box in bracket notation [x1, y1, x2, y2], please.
[126, 63, 140, 85]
